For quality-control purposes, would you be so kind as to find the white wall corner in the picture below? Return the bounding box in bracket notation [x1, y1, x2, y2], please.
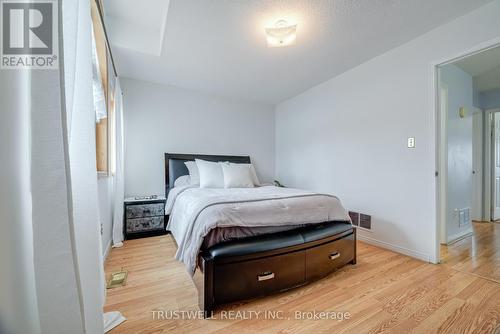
[445, 226, 474, 245]
[103, 239, 112, 261]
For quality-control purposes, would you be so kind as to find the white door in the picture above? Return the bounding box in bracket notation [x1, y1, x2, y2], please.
[493, 112, 500, 220]
[472, 111, 482, 221]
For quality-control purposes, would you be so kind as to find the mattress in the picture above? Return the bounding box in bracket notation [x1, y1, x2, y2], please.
[165, 185, 351, 274]
[201, 225, 306, 249]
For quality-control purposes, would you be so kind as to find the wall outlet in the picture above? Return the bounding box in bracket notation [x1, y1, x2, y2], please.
[407, 137, 415, 148]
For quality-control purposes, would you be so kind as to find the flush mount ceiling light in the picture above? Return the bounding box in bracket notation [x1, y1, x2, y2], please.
[265, 20, 297, 47]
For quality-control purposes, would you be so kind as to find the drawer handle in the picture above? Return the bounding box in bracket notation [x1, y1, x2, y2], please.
[257, 272, 275, 281]
[329, 252, 340, 260]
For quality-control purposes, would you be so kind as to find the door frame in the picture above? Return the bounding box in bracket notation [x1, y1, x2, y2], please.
[433, 38, 500, 263]
[484, 110, 493, 221]
[471, 109, 483, 221]
[486, 109, 500, 221]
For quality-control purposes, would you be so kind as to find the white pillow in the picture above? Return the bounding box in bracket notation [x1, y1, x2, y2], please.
[221, 164, 254, 188]
[184, 161, 200, 185]
[174, 175, 191, 187]
[195, 159, 226, 188]
[230, 163, 260, 186]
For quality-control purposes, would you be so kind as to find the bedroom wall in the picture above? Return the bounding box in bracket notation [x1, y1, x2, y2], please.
[275, 0, 500, 263]
[440, 64, 474, 243]
[0, 71, 41, 334]
[122, 78, 275, 196]
[98, 177, 113, 257]
[479, 88, 500, 110]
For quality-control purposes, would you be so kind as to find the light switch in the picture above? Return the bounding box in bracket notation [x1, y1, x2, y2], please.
[407, 137, 415, 148]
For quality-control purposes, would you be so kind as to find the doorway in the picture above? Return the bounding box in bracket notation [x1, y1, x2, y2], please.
[436, 44, 500, 281]
[491, 110, 500, 221]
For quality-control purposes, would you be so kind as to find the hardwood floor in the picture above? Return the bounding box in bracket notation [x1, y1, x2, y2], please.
[441, 222, 500, 283]
[105, 232, 500, 333]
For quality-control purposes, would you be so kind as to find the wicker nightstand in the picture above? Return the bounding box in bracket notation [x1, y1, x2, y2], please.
[124, 196, 167, 239]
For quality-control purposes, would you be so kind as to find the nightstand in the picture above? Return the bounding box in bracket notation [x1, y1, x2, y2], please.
[124, 196, 167, 239]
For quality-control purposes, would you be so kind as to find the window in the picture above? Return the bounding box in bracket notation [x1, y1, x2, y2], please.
[91, 0, 116, 175]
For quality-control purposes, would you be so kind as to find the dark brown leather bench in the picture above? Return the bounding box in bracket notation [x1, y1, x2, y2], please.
[194, 221, 356, 316]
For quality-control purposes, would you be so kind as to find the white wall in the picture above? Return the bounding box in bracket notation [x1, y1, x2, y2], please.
[64, 0, 105, 331]
[0, 70, 41, 334]
[275, 1, 500, 263]
[440, 64, 474, 242]
[479, 88, 500, 109]
[122, 78, 275, 196]
[98, 177, 114, 256]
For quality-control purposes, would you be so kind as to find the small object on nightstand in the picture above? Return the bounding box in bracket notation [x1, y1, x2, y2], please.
[274, 180, 285, 187]
[124, 195, 167, 240]
[134, 195, 158, 200]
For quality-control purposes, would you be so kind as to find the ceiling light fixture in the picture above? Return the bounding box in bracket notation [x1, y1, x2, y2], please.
[265, 20, 297, 48]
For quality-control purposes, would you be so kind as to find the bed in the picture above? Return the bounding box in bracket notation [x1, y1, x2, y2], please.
[164, 153, 356, 316]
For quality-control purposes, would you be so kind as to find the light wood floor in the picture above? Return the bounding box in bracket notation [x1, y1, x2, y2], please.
[441, 222, 500, 283]
[105, 229, 500, 333]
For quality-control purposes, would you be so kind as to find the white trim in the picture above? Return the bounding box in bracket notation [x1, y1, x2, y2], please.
[432, 37, 500, 265]
[471, 110, 483, 221]
[484, 110, 494, 221]
[431, 37, 500, 67]
[486, 109, 500, 221]
[430, 58, 440, 264]
[98, 171, 109, 178]
[357, 234, 431, 263]
[445, 228, 474, 245]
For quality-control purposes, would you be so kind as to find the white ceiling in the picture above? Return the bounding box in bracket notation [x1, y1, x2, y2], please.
[104, 0, 492, 104]
[454, 45, 500, 92]
[104, 0, 170, 56]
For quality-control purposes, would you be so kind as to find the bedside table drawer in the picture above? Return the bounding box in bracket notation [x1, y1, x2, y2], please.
[126, 216, 164, 233]
[126, 203, 165, 219]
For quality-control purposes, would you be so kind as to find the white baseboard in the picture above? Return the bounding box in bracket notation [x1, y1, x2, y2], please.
[357, 234, 431, 263]
[103, 239, 112, 262]
[445, 227, 473, 245]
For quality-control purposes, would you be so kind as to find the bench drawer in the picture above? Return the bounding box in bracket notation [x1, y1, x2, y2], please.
[214, 250, 305, 304]
[305, 232, 355, 281]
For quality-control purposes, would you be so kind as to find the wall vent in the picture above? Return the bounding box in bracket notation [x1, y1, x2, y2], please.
[458, 208, 470, 227]
[359, 214, 372, 230]
[348, 211, 359, 226]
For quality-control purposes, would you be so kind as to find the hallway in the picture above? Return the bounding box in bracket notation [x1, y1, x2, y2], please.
[441, 222, 500, 283]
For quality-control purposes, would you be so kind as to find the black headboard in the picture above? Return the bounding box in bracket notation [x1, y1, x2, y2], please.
[164, 153, 251, 196]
